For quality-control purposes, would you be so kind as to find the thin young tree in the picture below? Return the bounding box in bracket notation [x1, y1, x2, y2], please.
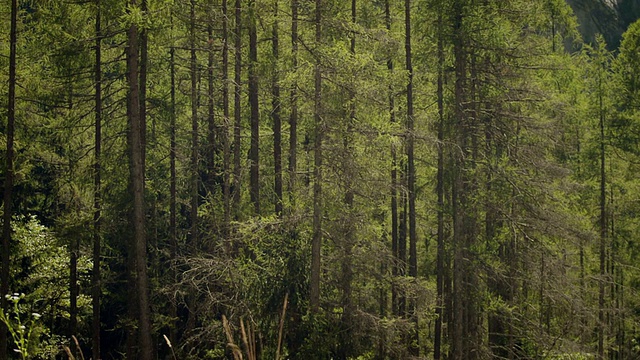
[338, 1, 357, 356]
[169, 33, 178, 348]
[289, 0, 299, 207]
[272, 0, 283, 216]
[92, 0, 103, 358]
[233, 0, 242, 217]
[222, 0, 231, 234]
[597, 39, 608, 360]
[248, 0, 260, 214]
[404, 0, 418, 354]
[190, 0, 199, 248]
[434, 0, 445, 358]
[310, 0, 323, 313]
[1, 0, 18, 358]
[385, 0, 399, 318]
[207, 0, 217, 199]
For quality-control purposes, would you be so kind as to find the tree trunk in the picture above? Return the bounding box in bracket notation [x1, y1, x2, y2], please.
[223, 0, 231, 237]
[289, 0, 299, 208]
[187, 0, 200, 333]
[1, 0, 17, 358]
[434, 2, 444, 358]
[127, 2, 153, 357]
[598, 58, 607, 360]
[70, 234, 78, 342]
[92, 1, 102, 358]
[207, 3, 217, 200]
[405, 0, 418, 355]
[452, 1, 480, 357]
[310, 0, 323, 313]
[399, 191, 407, 318]
[272, 0, 283, 216]
[140, 0, 148, 173]
[233, 0, 242, 218]
[249, 0, 260, 214]
[169, 41, 178, 348]
[385, 0, 399, 319]
[190, 0, 199, 249]
[338, 1, 356, 357]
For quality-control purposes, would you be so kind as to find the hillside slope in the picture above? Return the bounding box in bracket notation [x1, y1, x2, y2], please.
[566, 0, 640, 49]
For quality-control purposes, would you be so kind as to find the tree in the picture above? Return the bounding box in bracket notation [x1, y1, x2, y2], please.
[248, 0, 260, 214]
[434, 0, 446, 357]
[272, 0, 283, 217]
[310, 0, 323, 313]
[233, 0, 242, 217]
[404, 0, 418, 355]
[126, 1, 152, 357]
[289, 0, 299, 207]
[1, 0, 18, 358]
[222, 0, 231, 235]
[92, 1, 103, 358]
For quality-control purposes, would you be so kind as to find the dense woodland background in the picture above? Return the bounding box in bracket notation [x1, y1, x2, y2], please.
[1, 0, 640, 359]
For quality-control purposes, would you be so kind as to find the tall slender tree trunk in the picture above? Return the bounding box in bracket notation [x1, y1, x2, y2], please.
[1, 1, 17, 356]
[127, 1, 153, 357]
[310, 0, 323, 313]
[187, 0, 200, 333]
[272, 0, 283, 216]
[223, 0, 231, 236]
[289, 0, 299, 208]
[398, 184, 407, 318]
[338, 2, 356, 357]
[233, 0, 242, 218]
[169, 42, 178, 348]
[207, 2, 217, 200]
[434, 3, 445, 358]
[248, 0, 260, 214]
[140, 0, 148, 173]
[385, 0, 399, 318]
[452, 0, 480, 357]
[70, 223, 78, 342]
[92, 1, 103, 358]
[598, 60, 607, 360]
[190, 0, 199, 250]
[404, 0, 418, 355]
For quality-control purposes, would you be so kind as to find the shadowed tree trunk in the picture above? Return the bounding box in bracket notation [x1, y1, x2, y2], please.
[207, 0, 217, 200]
[452, 0, 481, 357]
[92, 1, 102, 358]
[272, 0, 283, 217]
[190, 0, 199, 251]
[126, 0, 153, 357]
[289, 0, 299, 208]
[598, 52, 607, 360]
[186, 0, 200, 333]
[223, 0, 231, 235]
[338, 1, 356, 357]
[140, 0, 148, 173]
[310, 0, 323, 313]
[405, 0, 418, 355]
[249, 0, 260, 214]
[233, 0, 242, 218]
[434, 2, 445, 358]
[169, 39, 178, 348]
[385, 0, 399, 319]
[1, 0, 18, 358]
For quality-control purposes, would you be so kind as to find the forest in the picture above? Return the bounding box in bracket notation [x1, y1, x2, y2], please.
[1, 0, 640, 359]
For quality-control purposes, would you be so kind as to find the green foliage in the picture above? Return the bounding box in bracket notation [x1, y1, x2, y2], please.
[3, 0, 640, 358]
[0, 294, 42, 359]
